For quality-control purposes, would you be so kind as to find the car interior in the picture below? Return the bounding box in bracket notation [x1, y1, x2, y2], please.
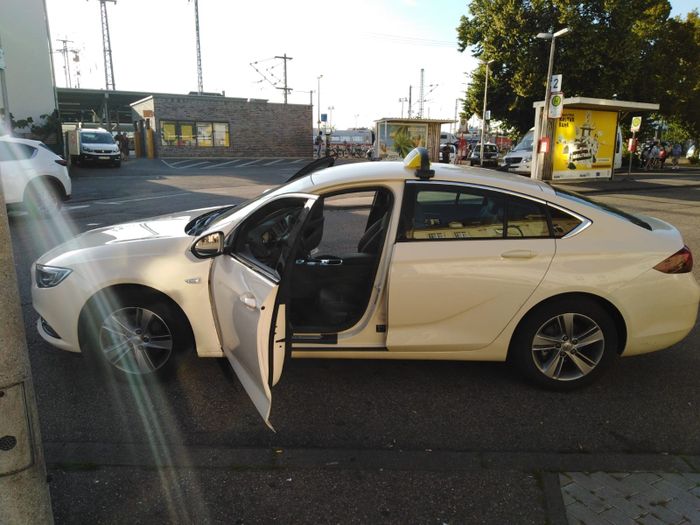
[288, 188, 393, 333]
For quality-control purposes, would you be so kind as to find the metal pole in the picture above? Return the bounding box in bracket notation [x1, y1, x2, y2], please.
[0, 186, 54, 524]
[408, 86, 412, 118]
[480, 61, 491, 167]
[317, 75, 322, 131]
[97, 0, 117, 90]
[194, 0, 203, 94]
[628, 131, 636, 175]
[0, 40, 11, 131]
[540, 36, 556, 180]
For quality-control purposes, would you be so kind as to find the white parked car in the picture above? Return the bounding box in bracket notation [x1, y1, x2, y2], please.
[32, 148, 699, 427]
[0, 135, 72, 216]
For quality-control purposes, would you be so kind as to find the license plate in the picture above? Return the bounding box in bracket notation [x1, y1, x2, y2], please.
[98, 156, 110, 160]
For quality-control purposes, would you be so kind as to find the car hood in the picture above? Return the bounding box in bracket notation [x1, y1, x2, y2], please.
[36, 206, 222, 266]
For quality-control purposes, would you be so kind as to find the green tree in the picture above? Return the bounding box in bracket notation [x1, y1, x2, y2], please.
[456, 1, 699, 136]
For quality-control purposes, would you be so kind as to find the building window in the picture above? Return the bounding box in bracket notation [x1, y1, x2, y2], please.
[213, 122, 230, 147]
[180, 123, 196, 146]
[161, 121, 177, 146]
[196, 122, 213, 147]
[159, 121, 230, 148]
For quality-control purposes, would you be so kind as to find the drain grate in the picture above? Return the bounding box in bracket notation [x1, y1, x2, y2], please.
[0, 435, 17, 451]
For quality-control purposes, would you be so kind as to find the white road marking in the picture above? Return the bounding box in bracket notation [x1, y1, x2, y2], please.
[237, 159, 262, 167]
[291, 158, 307, 164]
[178, 161, 211, 169]
[264, 159, 285, 166]
[87, 223, 102, 226]
[65, 204, 91, 210]
[97, 192, 190, 205]
[201, 159, 244, 169]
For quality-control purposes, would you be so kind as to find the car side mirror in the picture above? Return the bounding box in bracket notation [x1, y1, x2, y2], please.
[192, 231, 224, 259]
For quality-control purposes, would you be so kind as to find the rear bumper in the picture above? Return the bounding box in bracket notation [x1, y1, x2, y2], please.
[619, 271, 700, 356]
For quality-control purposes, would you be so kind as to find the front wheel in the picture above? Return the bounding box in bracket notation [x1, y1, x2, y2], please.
[24, 179, 62, 218]
[510, 298, 619, 390]
[83, 296, 191, 379]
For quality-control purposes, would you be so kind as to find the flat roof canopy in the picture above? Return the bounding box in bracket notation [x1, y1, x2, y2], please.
[375, 118, 454, 124]
[533, 96, 659, 112]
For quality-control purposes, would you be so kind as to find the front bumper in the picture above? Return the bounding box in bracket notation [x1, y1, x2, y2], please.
[81, 152, 120, 163]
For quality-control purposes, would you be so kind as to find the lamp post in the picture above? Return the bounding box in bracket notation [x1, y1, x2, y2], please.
[479, 60, 494, 167]
[536, 27, 569, 179]
[398, 97, 408, 118]
[328, 106, 334, 130]
[317, 75, 323, 132]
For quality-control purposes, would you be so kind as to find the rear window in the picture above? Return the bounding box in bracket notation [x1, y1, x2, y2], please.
[0, 141, 37, 161]
[554, 188, 651, 230]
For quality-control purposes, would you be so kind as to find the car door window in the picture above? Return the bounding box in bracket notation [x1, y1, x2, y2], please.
[548, 206, 583, 238]
[401, 184, 505, 240]
[231, 197, 309, 280]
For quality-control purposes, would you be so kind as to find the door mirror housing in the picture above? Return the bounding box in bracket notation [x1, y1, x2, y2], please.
[192, 231, 225, 259]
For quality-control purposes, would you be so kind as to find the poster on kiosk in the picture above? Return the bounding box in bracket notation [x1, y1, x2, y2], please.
[551, 109, 618, 180]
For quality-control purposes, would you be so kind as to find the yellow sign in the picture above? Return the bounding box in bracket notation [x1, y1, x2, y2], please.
[552, 109, 617, 179]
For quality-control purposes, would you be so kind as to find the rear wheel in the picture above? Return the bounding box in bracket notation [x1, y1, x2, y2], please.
[24, 179, 62, 218]
[510, 298, 618, 389]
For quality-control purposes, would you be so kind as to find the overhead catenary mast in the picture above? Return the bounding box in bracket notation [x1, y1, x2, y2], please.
[56, 38, 74, 88]
[92, 0, 117, 90]
[190, 0, 204, 94]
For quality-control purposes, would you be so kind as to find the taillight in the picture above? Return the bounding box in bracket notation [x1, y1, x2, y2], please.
[654, 245, 693, 274]
[55, 158, 68, 166]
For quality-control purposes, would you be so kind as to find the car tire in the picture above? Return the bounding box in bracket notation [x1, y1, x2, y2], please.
[509, 297, 618, 390]
[82, 294, 191, 381]
[23, 179, 62, 218]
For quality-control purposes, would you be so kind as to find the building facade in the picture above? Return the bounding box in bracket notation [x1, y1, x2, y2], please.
[131, 94, 312, 158]
[0, 0, 57, 134]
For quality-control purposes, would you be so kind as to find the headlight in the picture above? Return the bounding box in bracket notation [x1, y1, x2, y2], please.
[35, 264, 72, 288]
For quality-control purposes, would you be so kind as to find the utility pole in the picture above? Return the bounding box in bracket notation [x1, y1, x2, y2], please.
[408, 86, 412, 118]
[0, 150, 53, 522]
[91, 0, 116, 90]
[399, 97, 408, 118]
[56, 38, 74, 88]
[418, 69, 425, 118]
[190, 0, 203, 94]
[274, 54, 293, 103]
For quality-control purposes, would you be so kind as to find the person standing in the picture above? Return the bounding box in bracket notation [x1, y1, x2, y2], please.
[671, 143, 682, 169]
[315, 131, 323, 158]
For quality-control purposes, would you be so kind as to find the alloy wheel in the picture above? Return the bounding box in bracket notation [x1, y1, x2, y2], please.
[99, 307, 173, 375]
[531, 313, 605, 381]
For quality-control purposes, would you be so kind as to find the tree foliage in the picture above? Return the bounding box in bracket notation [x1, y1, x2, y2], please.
[457, 1, 700, 138]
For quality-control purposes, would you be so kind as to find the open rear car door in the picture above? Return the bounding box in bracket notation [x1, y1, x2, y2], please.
[209, 194, 320, 429]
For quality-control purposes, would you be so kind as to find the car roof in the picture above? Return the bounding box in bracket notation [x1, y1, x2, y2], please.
[310, 160, 554, 198]
[0, 135, 41, 146]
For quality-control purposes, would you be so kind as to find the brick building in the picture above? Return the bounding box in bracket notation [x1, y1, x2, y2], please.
[131, 94, 312, 158]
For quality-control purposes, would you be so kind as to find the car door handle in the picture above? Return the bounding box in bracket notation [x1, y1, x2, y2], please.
[501, 250, 536, 259]
[239, 293, 257, 309]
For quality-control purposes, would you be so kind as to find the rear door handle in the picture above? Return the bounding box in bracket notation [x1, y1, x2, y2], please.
[501, 250, 536, 259]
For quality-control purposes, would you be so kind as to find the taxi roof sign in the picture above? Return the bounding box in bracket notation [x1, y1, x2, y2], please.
[404, 147, 434, 179]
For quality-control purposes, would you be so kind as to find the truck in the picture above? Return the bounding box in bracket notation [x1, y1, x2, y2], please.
[67, 128, 121, 167]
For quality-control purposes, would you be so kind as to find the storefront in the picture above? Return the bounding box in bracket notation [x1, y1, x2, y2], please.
[131, 94, 312, 158]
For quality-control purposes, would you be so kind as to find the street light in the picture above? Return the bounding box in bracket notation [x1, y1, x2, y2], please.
[536, 27, 569, 179]
[398, 97, 408, 118]
[317, 75, 323, 132]
[479, 60, 494, 167]
[328, 106, 335, 130]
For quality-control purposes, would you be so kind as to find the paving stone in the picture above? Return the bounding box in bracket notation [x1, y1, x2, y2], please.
[566, 501, 608, 525]
[653, 480, 700, 513]
[597, 505, 637, 525]
[658, 473, 700, 492]
[636, 511, 671, 525]
[607, 496, 646, 520]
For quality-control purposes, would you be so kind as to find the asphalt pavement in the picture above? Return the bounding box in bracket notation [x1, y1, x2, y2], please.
[7, 158, 700, 524]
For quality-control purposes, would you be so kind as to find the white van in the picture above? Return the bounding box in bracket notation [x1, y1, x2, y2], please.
[67, 128, 121, 167]
[503, 128, 534, 175]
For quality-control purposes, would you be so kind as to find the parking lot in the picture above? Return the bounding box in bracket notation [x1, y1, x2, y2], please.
[8, 158, 700, 523]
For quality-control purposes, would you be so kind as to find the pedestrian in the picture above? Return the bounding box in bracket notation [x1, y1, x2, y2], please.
[645, 142, 660, 171]
[315, 131, 323, 158]
[671, 142, 682, 169]
[118, 133, 129, 161]
[658, 143, 667, 169]
[456, 134, 467, 164]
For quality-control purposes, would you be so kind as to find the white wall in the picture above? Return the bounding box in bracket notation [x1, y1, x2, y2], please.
[0, 0, 56, 133]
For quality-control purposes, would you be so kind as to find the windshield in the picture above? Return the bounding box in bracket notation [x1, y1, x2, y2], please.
[81, 132, 115, 144]
[554, 188, 651, 230]
[512, 131, 534, 152]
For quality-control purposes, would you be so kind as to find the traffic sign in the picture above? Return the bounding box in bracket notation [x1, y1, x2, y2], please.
[630, 116, 642, 132]
[321, 113, 327, 122]
[551, 74, 562, 92]
[549, 92, 564, 119]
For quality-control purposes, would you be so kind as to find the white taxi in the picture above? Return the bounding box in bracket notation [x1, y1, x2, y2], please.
[32, 148, 700, 427]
